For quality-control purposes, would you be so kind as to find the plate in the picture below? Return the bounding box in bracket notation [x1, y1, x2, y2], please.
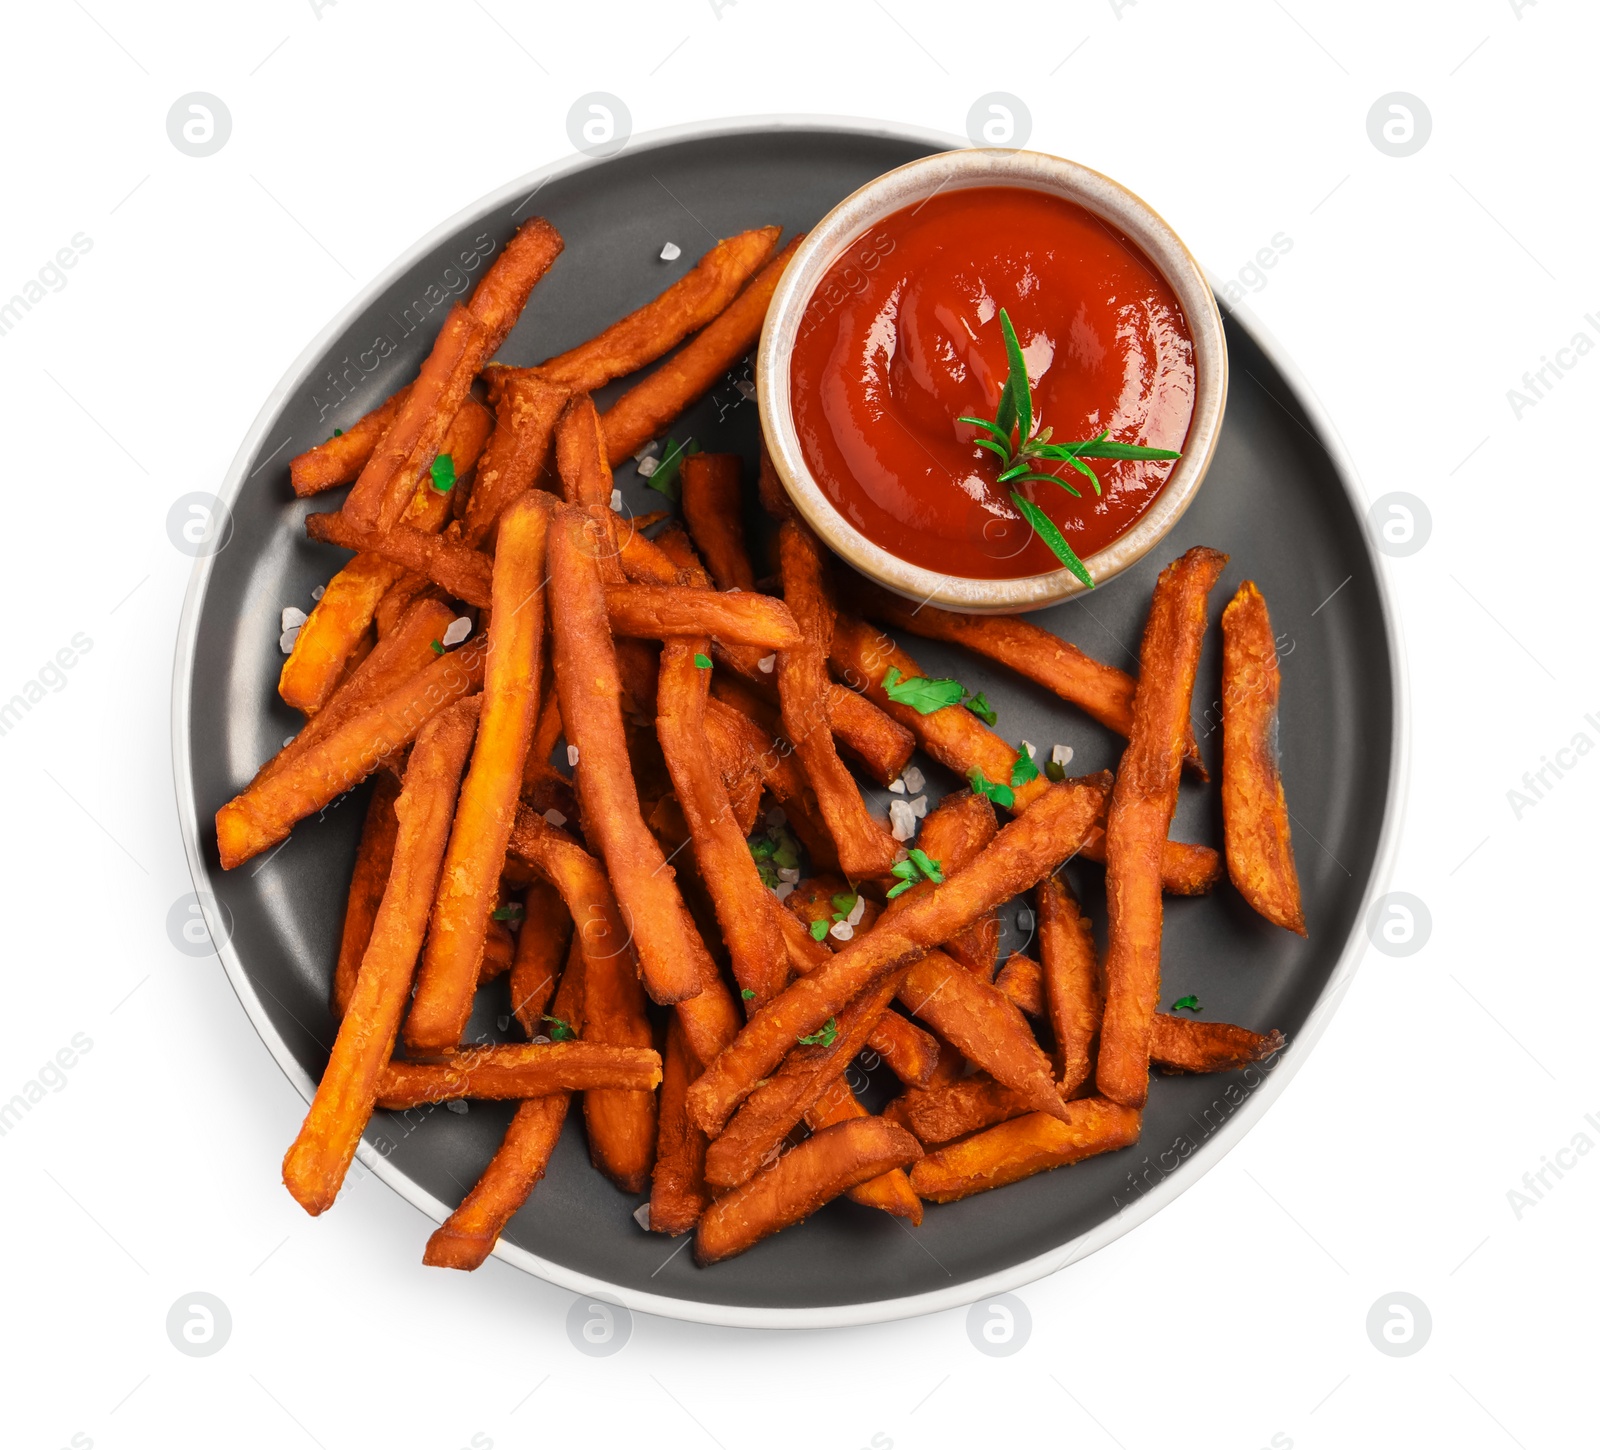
[172, 118, 1405, 1328]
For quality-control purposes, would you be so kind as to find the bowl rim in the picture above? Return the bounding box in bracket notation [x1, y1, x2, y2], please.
[757, 145, 1229, 613]
[171, 112, 1408, 1331]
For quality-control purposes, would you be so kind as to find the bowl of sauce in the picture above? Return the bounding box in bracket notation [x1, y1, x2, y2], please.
[759, 149, 1227, 612]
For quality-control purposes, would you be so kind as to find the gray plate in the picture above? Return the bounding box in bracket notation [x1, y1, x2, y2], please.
[172, 118, 1405, 1328]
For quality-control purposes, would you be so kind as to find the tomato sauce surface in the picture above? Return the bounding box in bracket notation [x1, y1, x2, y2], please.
[790, 186, 1195, 578]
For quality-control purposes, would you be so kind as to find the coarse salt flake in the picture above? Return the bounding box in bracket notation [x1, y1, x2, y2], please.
[659, 242, 681, 262]
[735, 378, 756, 401]
[903, 766, 925, 793]
[444, 1099, 469, 1115]
[889, 799, 917, 841]
[633, 1202, 653, 1230]
[637, 455, 660, 477]
[775, 882, 795, 901]
[829, 921, 854, 942]
[1017, 907, 1035, 931]
[442, 616, 472, 647]
[566, 744, 580, 767]
[910, 795, 928, 818]
[633, 440, 661, 463]
[279, 626, 302, 654]
[281, 606, 308, 632]
[311, 585, 325, 601]
[532, 1034, 552, 1045]
[611, 488, 623, 512]
[847, 894, 866, 926]
[757, 654, 777, 673]
[888, 778, 906, 794]
[543, 808, 567, 828]
[777, 866, 800, 883]
[1052, 743, 1074, 767]
[495, 1015, 510, 1032]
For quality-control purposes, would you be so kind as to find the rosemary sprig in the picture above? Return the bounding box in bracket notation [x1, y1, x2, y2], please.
[957, 309, 1181, 587]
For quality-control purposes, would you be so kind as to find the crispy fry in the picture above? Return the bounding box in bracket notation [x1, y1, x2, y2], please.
[702, 698, 763, 837]
[279, 555, 408, 714]
[889, 1074, 1029, 1147]
[535, 226, 781, 392]
[682, 453, 757, 592]
[686, 776, 1111, 1136]
[695, 1117, 922, 1264]
[376, 1041, 660, 1106]
[1098, 547, 1228, 1108]
[1038, 874, 1100, 1092]
[658, 638, 788, 1004]
[216, 638, 487, 869]
[479, 919, 515, 982]
[601, 236, 803, 464]
[406, 495, 551, 1055]
[606, 584, 801, 651]
[282, 697, 479, 1214]
[462, 372, 567, 547]
[397, 394, 495, 534]
[1150, 1014, 1285, 1073]
[802, 1079, 922, 1222]
[306, 511, 493, 608]
[332, 772, 403, 1019]
[841, 574, 1205, 775]
[649, 1019, 710, 1236]
[342, 304, 490, 530]
[554, 392, 614, 509]
[422, 938, 582, 1270]
[672, 902, 745, 1072]
[290, 386, 411, 496]
[258, 596, 458, 790]
[910, 1097, 1142, 1203]
[995, 951, 1044, 1017]
[777, 520, 898, 878]
[1221, 581, 1306, 935]
[828, 614, 1219, 893]
[374, 575, 435, 638]
[510, 879, 570, 1036]
[519, 686, 566, 799]
[945, 909, 1000, 979]
[467, 217, 566, 355]
[548, 506, 704, 1004]
[423, 1095, 566, 1270]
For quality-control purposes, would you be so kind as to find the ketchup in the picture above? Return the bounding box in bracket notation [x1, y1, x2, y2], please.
[789, 186, 1195, 579]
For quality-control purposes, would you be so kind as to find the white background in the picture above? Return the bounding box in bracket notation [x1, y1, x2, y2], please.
[2, 1, 1593, 1446]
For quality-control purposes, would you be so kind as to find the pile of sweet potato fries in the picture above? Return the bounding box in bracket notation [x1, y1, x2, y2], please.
[217, 216, 1305, 1270]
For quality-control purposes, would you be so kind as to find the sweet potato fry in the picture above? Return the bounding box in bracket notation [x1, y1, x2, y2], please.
[686, 775, 1111, 1136]
[605, 585, 801, 651]
[535, 226, 780, 392]
[889, 1074, 1030, 1147]
[290, 385, 411, 496]
[909, 1097, 1142, 1203]
[279, 555, 408, 714]
[332, 772, 402, 1019]
[375, 1041, 659, 1106]
[467, 216, 566, 356]
[374, 575, 435, 638]
[658, 638, 788, 1004]
[259, 596, 457, 791]
[840, 574, 1205, 775]
[995, 951, 1044, 1017]
[216, 638, 487, 869]
[696, 1117, 922, 1264]
[423, 1095, 566, 1270]
[305, 511, 493, 608]
[649, 1019, 710, 1235]
[509, 878, 571, 1036]
[396, 393, 496, 534]
[548, 506, 703, 1005]
[422, 938, 582, 1270]
[554, 392, 613, 509]
[462, 372, 567, 547]
[702, 698, 763, 837]
[342, 304, 490, 530]
[282, 697, 479, 1214]
[405, 495, 551, 1055]
[682, 453, 757, 592]
[1150, 1014, 1285, 1073]
[777, 520, 898, 878]
[479, 919, 515, 983]
[828, 614, 1218, 893]
[1098, 547, 1228, 1109]
[945, 909, 1000, 979]
[601, 236, 803, 464]
[1221, 581, 1306, 935]
[1038, 874, 1100, 1092]
[802, 1079, 922, 1222]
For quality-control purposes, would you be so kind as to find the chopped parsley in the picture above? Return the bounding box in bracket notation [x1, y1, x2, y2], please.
[693, 652, 713, 670]
[1044, 759, 1067, 782]
[429, 639, 445, 655]
[491, 904, 524, 922]
[748, 820, 802, 890]
[887, 847, 944, 899]
[881, 666, 999, 727]
[430, 453, 456, 493]
[969, 765, 1015, 809]
[809, 918, 830, 942]
[797, 1017, 838, 1048]
[1170, 995, 1201, 1013]
[741, 987, 755, 1001]
[332, 427, 344, 437]
[541, 1013, 576, 1041]
[966, 691, 997, 727]
[1010, 743, 1041, 788]
[830, 891, 858, 921]
[644, 436, 699, 500]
